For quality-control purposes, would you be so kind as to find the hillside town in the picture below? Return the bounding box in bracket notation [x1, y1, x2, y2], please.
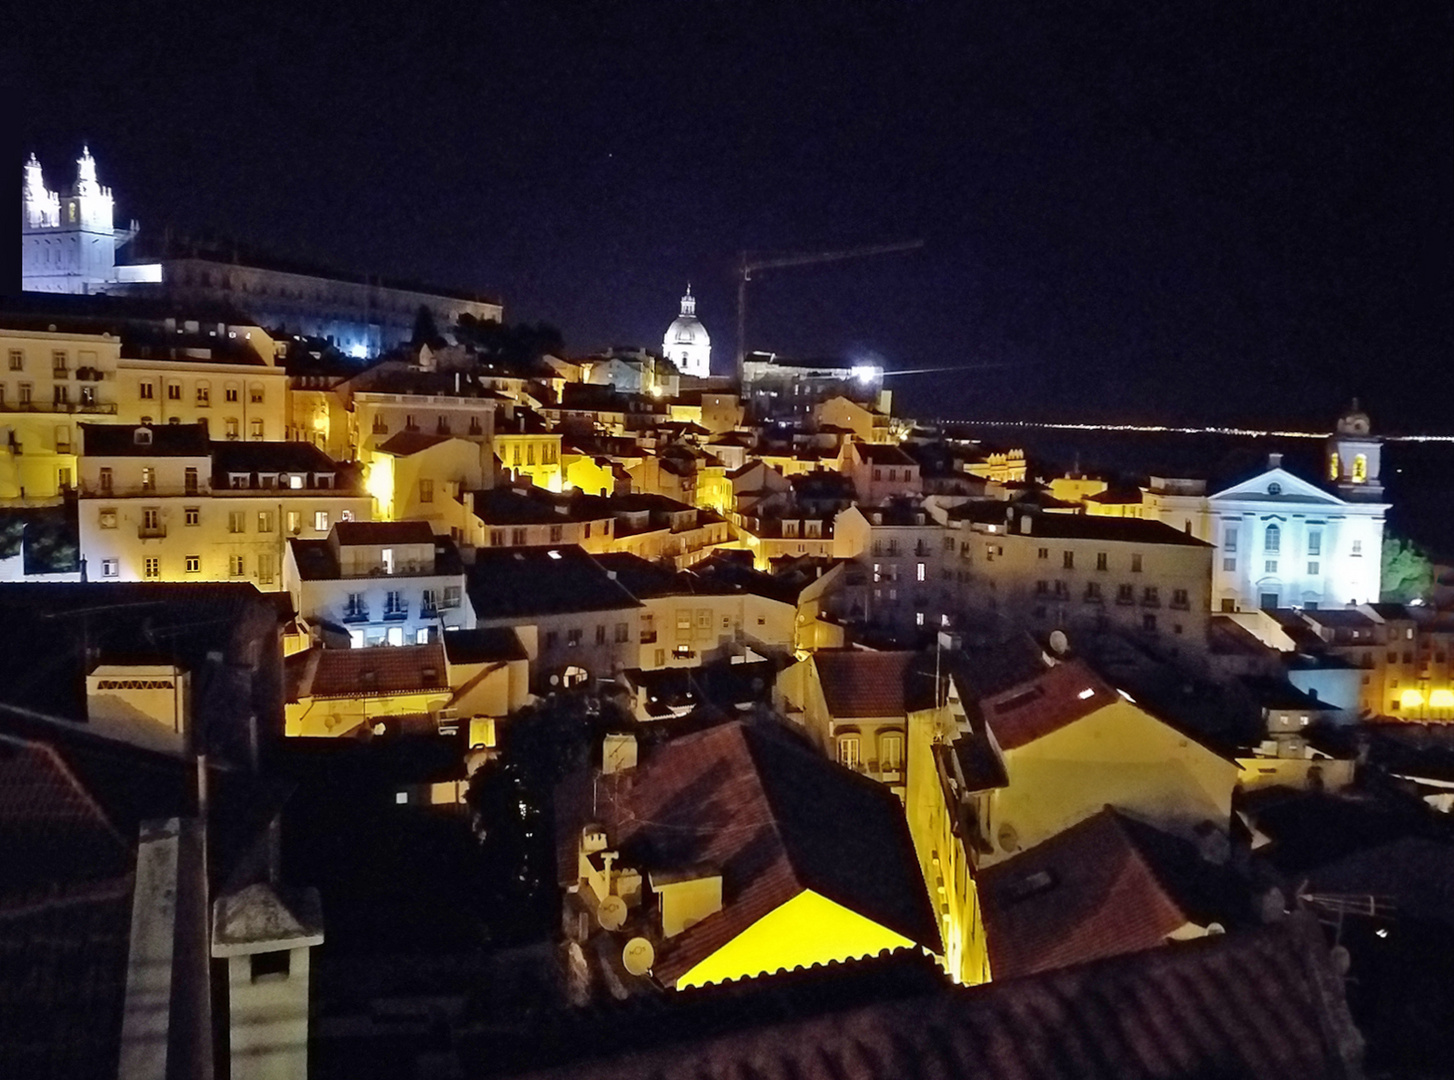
[2, 149, 1451, 1080]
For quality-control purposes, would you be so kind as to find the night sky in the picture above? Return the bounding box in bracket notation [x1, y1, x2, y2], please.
[11, 2, 1451, 431]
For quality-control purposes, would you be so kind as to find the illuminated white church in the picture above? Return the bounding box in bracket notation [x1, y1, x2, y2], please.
[22, 147, 155, 293]
[662, 285, 711, 378]
[1146, 402, 1388, 612]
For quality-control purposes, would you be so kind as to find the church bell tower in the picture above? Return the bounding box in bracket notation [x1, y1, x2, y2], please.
[1326, 400, 1383, 501]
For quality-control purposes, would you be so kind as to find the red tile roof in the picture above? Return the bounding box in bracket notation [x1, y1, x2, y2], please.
[981, 658, 1119, 750]
[288, 643, 448, 700]
[979, 807, 1245, 980]
[812, 650, 919, 718]
[557, 721, 938, 986]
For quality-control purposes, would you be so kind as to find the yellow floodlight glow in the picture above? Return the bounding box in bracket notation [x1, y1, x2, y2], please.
[1429, 689, 1454, 709]
[1400, 689, 1425, 710]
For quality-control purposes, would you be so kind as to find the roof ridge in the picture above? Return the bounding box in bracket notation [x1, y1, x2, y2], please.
[0, 732, 130, 854]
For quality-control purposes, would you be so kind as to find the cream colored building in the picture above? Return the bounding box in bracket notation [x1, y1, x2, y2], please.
[77, 423, 370, 587]
[368, 431, 491, 534]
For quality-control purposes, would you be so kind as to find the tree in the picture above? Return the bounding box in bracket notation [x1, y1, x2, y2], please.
[1381, 536, 1435, 603]
[411, 304, 440, 346]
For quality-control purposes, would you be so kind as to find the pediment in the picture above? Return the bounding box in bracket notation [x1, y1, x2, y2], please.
[1209, 467, 1344, 506]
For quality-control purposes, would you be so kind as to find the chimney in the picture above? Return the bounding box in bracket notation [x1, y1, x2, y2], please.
[1268, 452, 1283, 469]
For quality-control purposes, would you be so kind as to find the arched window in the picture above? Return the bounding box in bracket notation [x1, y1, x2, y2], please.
[1265, 524, 1280, 553]
[1352, 455, 1368, 483]
[1329, 452, 1340, 480]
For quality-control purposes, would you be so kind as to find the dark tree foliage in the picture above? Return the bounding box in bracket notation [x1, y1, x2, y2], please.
[1381, 536, 1435, 604]
[412, 304, 441, 346]
[466, 691, 621, 944]
[455, 314, 565, 368]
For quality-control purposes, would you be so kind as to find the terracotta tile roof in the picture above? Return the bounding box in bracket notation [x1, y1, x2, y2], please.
[288, 643, 448, 700]
[557, 721, 939, 987]
[515, 915, 1364, 1080]
[812, 649, 920, 718]
[332, 520, 436, 546]
[981, 658, 1120, 750]
[0, 734, 130, 894]
[979, 807, 1247, 980]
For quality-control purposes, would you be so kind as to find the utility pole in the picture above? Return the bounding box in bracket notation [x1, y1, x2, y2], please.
[734, 239, 924, 383]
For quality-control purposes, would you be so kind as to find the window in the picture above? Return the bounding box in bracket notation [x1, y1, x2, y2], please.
[1329, 452, 1340, 480]
[225, 385, 239, 403]
[1223, 557, 1236, 572]
[1096, 552, 1108, 571]
[1037, 547, 1049, 560]
[257, 554, 275, 585]
[916, 611, 925, 626]
[196, 383, 210, 406]
[1130, 553, 1143, 573]
[51, 351, 68, 377]
[314, 511, 328, 531]
[141, 507, 160, 531]
[6, 349, 21, 371]
[1117, 584, 1134, 604]
[1223, 526, 1237, 553]
[141, 467, 155, 492]
[99, 509, 118, 529]
[250, 419, 264, 439]
[595, 624, 607, 645]
[1308, 561, 1320, 575]
[880, 733, 904, 772]
[614, 622, 629, 643]
[167, 382, 182, 401]
[567, 628, 583, 647]
[249, 950, 290, 983]
[139, 380, 154, 399]
[1265, 524, 1280, 553]
[228, 511, 245, 534]
[53, 385, 69, 406]
[184, 467, 198, 494]
[17, 383, 31, 404]
[1308, 529, 1322, 556]
[1172, 588, 1189, 608]
[1352, 455, 1367, 483]
[79, 386, 95, 406]
[258, 511, 274, 533]
[1265, 560, 1278, 574]
[286, 511, 302, 535]
[511, 527, 527, 546]
[225, 418, 239, 440]
[489, 529, 505, 546]
[230, 555, 245, 577]
[250, 385, 264, 404]
[1352, 540, 1362, 556]
[837, 735, 861, 768]
[1142, 613, 1157, 632]
[99, 467, 113, 494]
[143, 557, 160, 580]
[917, 562, 926, 582]
[1062, 551, 1074, 570]
[419, 479, 433, 503]
[1085, 582, 1102, 600]
[185, 555, 200, 573]
[550, 524, 563, 544]
[101, 558, 119, 578]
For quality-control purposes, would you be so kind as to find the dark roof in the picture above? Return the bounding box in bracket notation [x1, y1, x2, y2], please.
[812, 650, 924, 718]
[851, 442, 917, 466]
[1017, 512, 1213, 547]
[979, 807, 1249, 980]
[557, 721, 939, 986]
[1302, 835, 1454, 928]
[375, 431, 454, 456]
[1238, 676, 1342, 712]
[981, 659, 1121, 750]
[441, 627, 529, 665]
[80, 422, 210, 457]
[950, 635, 1050, 699]
[471, 487, 612, 525]
[0, 289, 264, 335]
[210, 439, 352, 484]
[332, 520, 435, 546]
[467, 546, 640, 620]
[287, 643, 448, 700]
[1301, 608, 1380, 629]
[515, 915, 1364, 1080]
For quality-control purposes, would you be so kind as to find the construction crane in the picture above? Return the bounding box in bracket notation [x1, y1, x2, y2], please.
[734, 239, 924, 381]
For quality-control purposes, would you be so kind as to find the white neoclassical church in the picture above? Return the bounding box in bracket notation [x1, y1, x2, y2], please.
[662, 285, 711, 378]
[22, 147, 153, 293]
[1145, 403, 1388, 612]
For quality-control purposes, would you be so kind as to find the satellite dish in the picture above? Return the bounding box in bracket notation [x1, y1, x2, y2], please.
[597, 895, 627, 931]
[622, 936, 655, 976]
[1048, 630, 1069, 656]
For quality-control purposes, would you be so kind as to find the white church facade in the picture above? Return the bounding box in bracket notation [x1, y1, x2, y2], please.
[1145, 405, 1388, 612]
[21, 148, 501, 357]
[661, 285, 711, 378]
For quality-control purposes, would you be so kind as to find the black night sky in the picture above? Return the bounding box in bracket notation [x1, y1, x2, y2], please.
[10, 1, 1451, 431]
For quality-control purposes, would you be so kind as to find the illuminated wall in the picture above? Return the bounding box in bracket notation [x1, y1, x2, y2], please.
[673, 889, 915, 989]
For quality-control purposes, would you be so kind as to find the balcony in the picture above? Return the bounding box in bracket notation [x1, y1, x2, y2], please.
[0, 401, 117, 415]
[640, 631, 658, 644]
[342, 607, 370, 623]
[137, 524, 167, 540]
[383, 605, 409, 621]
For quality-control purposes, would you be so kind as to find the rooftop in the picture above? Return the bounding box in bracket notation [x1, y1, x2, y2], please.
[1012, 511, 1213, 547]
[556, 721, 940, 986]
[812, 649, 927, 718]
[80, 422, 210, 457]
[980, 659, 1121, 751]
[287, 643, 448, 700]
[441, 627, 529, 665]
[466, 546, 641, 620]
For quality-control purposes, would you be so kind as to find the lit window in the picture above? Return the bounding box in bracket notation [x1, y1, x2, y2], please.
[230, 555, 245, 577]
[185, 555, 200, 573]
[1329, 452, 1340, 480]
[143, 558, 160, 580]
[1352, 455, 1367, 483]
[917, 562, 926, 582]
[102, 559, 119, 577]
[837, 735, 861, 768]
[314, 511, 328, 531]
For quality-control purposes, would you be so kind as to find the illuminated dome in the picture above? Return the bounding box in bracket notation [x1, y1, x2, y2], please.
[662, 285, 711, 378]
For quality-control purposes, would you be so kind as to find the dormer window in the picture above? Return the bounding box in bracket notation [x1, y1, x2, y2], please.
[315, 474, 331, 489]
[230, 474, 248, 489]
[134, 427, 152, 446]
[288, 474, 304, 490]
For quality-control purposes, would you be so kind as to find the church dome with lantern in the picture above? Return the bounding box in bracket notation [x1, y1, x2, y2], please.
[662, 285, 711, 378]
